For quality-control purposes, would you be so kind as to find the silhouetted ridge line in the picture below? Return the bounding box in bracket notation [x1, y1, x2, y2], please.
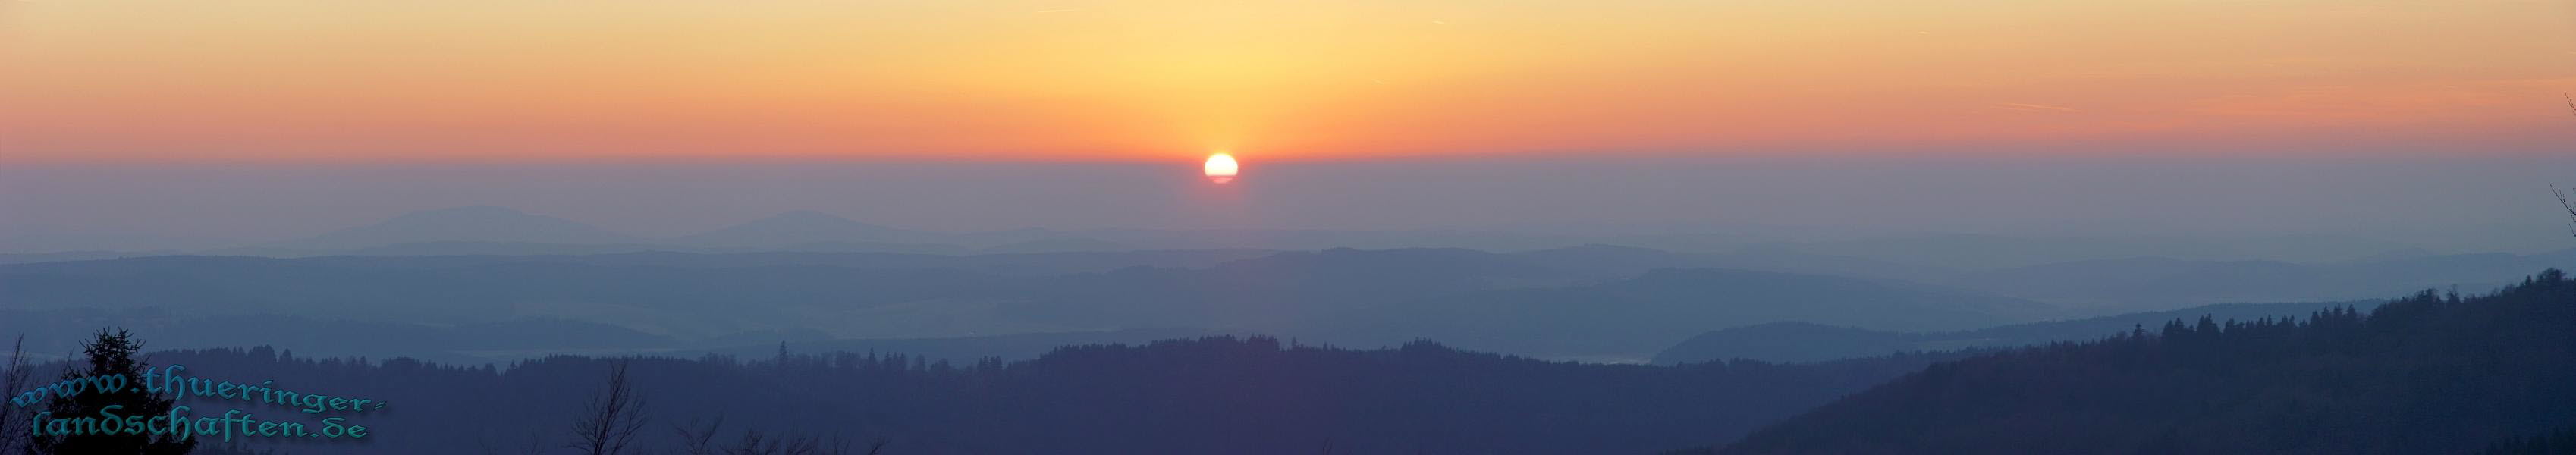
[33, 334, 1967, 454]
[1711, 269, 2576, 454]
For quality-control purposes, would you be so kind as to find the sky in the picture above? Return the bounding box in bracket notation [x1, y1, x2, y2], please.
[1, 1, 2573, 254]
[4, 0, 2574, 163]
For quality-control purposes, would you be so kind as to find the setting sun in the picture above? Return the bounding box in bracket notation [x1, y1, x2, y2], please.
[1203, 153, 1239, 184]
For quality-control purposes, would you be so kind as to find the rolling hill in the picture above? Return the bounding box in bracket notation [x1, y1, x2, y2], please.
[1653, 300, 2383, 364]
[1707, 269, 2576, 453]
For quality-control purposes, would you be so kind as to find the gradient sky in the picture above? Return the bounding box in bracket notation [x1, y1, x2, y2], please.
[3, 2, 2574, 256]
[5, 0, 2574, 163]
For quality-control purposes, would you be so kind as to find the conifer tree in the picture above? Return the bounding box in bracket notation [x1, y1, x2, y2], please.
[30, 328, 195, 454]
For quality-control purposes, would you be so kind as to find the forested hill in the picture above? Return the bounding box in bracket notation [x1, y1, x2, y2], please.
[76, 337, 1962, 454]
[1713, 269, 2576, 454]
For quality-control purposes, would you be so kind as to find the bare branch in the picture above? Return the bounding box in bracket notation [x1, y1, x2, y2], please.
[524, 429, 548, 455]
[570, 359, 650, 455]
[0, 334, 29, 453]
[2556, 185, 2576, 238]
[728, 429, 783, 455]
[673, 416, 727, 455]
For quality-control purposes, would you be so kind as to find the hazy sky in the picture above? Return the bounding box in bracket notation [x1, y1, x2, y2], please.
[5, 155, 2572, 254]
[3, 0, 2574, 162]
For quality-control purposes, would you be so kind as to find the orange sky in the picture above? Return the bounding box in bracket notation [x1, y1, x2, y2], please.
[3, 0, 2573, 164]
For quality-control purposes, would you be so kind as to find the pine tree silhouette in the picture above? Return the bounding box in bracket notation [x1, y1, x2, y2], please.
[30, 328, 195, 455]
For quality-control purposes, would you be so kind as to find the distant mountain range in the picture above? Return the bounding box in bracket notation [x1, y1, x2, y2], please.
[1938, 250, 2576, 311]
[5, 205, 2568, 365]
[50, 206, 2529, 271]
[1652, 300, 2384, 364]
[0, 247, 2057, 362]
[1750, 233, 2424, 269]
[264, 206, 639, 249]
[0, 305, 1240, 366]
[668, 209, 947, 246]
[1342, 268, 2049, 360]
[172, 206, 1085, 256]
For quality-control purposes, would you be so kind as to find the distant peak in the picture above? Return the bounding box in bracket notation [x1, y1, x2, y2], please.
[413, 206, 528, 215]
[1534, 243, 1666, 255]
[276, 205, 630, 249]
[755, 210, 869, 224]
[385, 206, 544, 221]
[668, 210, 925, 246]
[770, 209, 843, 219]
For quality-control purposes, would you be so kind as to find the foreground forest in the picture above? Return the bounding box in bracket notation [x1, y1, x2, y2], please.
[1712, 269, 2576, 453]
[10, 337, 1959, 454]
[9, 269, 2571, 453]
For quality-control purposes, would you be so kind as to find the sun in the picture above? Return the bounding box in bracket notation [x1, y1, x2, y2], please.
[1203, 152, 1239, 184]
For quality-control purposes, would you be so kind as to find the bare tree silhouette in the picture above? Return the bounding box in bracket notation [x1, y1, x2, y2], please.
[2556, 186, 2575, 238]
[2561, 95, 2575, 238]
[672, 416, 726, 455]
[569, 359, 649, 455]
[0, 334, 30, 454]
[818, 434, 890, 455]
[674, 415, 884, 455]
[722, 429, 821, 455]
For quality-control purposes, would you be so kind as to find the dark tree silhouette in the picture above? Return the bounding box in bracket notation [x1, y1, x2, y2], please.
[1716, 270, 2576, 454]
[671, 416, 725, 455]
[673, 415, 884, 455]
[2, 334, 32, 453]
[2554, 185, 2574, 237]
[567, 359, 647, 455]
[30, 328, 195, 455]
[2487, 426, 2576, 455]
[2560, 94, 2574, 238]
[108, 334, 1956, 453]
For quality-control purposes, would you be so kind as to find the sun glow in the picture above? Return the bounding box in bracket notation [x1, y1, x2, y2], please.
[1203, 152, 1239, 184]
[1, 0, 2564, 164]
